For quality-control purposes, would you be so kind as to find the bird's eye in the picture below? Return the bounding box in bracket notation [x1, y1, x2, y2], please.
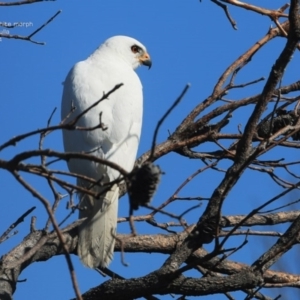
[131, 45, 140, 54]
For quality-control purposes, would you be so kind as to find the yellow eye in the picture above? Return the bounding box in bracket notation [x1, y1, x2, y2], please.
[131, 45, 139, 54]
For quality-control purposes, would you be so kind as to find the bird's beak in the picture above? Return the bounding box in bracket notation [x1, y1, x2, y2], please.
[139, 52, 152, 69]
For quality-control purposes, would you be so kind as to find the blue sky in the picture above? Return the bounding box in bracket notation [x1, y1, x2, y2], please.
[1, 1, 300, 299]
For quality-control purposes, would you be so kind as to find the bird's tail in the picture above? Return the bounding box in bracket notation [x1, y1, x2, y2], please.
[77, 180, 119, 269]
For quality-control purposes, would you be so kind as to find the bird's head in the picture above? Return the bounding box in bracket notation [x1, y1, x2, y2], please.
[103, 35, 152, 70]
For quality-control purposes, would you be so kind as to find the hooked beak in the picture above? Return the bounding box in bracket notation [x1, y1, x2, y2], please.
[139, 52, 152, 69]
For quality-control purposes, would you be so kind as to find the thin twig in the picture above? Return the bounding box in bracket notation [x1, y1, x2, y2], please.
[149, 84, 190, 160]
[0, 206, 36, 244]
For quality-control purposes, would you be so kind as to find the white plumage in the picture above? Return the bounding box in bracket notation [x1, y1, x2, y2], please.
[61, 36, 151, 268]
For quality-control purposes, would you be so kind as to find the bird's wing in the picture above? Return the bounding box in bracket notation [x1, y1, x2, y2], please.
[61, 58, 143, 180]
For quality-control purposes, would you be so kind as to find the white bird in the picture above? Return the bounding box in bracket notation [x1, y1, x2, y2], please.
[61, 36, 151, 268]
